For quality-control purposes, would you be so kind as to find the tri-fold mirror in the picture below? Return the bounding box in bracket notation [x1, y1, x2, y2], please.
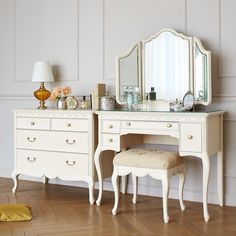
[116, 28, 211, 108]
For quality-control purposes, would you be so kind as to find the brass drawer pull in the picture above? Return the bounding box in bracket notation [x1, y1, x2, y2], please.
[66, 160, 76, 166]
[108, 124, 113, 129]
[31, 122, 35, 126]
[27, 137, 36, 142]
[27, 157, 36, 162]
[167, 123, 172, 128]
[108, 138, 113, 142]
[126, 122, 131, 126]
[187, 135, 193, 140]
[66, 139, 76, 145]
[67, 123, 71, 127]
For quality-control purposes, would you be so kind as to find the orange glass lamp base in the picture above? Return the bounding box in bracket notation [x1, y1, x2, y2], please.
[34, 82, 51, 109]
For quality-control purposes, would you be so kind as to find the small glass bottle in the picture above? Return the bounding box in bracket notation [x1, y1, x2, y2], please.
[133, 87, 141, 110]
[127, 87, 134, 111]
[80, 96, 87, 109]
[149, 87, 156, 100]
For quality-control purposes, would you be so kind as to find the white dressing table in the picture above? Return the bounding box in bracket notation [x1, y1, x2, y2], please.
[94, 109, 224, 222]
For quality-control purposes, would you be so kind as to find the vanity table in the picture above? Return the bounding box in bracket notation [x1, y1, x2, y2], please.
[94, 109, 224, 222]
[96, 28, 225, 222]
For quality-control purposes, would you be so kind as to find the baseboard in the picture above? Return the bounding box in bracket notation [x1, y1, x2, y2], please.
[1, 169, 235, 207]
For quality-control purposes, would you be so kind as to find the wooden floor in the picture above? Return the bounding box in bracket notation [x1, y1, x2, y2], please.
[0, 178, 236, 236]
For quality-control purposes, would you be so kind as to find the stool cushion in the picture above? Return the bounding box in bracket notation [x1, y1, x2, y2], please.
[113, 149, 184, 169]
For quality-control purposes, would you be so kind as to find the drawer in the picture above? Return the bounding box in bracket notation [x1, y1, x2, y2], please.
[102, 133, 120, 150]
[51, 118, 89, 132]
[16, 117, 50, 130]
[180, 123, 202, 152]
[16, 149, 88, 176]
[121, 121, 178, 131]
[16, 130, 88, 154]
[102, 120, 120, 133]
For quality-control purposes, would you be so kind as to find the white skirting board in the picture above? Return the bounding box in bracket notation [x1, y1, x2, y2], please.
[1, 168, 236, 207]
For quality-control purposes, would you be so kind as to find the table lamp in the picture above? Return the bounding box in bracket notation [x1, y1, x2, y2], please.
[32, 61, 54, 109]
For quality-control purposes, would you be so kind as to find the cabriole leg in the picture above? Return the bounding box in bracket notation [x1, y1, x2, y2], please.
[162, 175, 170, 223]
[12, 172, 19, 193]
[178, 172, 186, 211]
[132, 174, 137, 204]
[112, 166, 119, 215]
[202, 154, 210, 222]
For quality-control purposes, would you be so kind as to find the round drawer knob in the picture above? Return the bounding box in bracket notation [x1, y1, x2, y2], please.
[108, 124, 113, 129]
[67, 123, 71, 127]
[187, 135, 193, 139]
[167, 123, 172, 128]
[126, 122, 131, 126]
[31, 122, 35, 126]
[108, 138, 113, 142]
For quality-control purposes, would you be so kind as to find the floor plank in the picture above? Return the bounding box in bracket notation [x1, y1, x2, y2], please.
[0, 177, 235, 236]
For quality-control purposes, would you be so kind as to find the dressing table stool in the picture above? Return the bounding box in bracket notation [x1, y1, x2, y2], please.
[111, 148, 186, 223]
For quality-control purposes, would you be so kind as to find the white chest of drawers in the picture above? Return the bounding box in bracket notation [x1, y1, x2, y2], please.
[12, 109, 96, 204]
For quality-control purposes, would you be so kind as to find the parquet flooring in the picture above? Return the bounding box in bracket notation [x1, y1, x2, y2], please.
[0, 177, 236, 236]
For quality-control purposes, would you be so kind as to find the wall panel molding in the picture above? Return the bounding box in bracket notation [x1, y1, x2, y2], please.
[103, 0, 186, 81]
[14, 0, 79, 83]
[0, 96, 34, 100]
[213, 93, 236, 98]
[218, 0, 236, 78]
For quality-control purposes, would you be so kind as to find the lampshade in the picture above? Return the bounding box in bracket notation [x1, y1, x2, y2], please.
[32, 61, 54, 82]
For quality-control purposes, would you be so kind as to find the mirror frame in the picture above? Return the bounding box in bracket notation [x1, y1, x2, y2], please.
[116, 28, 212, 106]
[116, 43, 142, 105]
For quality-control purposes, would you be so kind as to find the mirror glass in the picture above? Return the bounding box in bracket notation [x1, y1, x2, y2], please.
[194, 39, 211, 104]
[117, 44, 140, 103]
[143, 31, 190, 101]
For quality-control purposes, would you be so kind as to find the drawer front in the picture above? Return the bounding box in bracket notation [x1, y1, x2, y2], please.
[16, 149, 88, 176]
[16, 130, 88, 153]
[16, 117, 50, 130]
[121, 121, 178, 131]
[51, 118, 89, 132]
[180, 123, 202, 152]
[102, 133, 120, 150]
[102, 120, 120, 133]
[16, 149, 45, 170]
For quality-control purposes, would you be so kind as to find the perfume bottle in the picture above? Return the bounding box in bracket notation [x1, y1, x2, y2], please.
[149, 87, 156, 100]
[80, 96, 87, 109]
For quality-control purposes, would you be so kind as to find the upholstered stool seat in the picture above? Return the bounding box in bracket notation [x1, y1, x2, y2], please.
[113, 148, 184, 169]
[111, 148, 186, 223]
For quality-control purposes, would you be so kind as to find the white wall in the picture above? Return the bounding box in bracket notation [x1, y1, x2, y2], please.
[0, 0, 236, 206]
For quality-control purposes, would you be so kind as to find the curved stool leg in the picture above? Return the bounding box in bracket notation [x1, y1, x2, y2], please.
[121, 176, 127, 194]
[112, 166, 119, 215]
[162, 174, 170, 223]
[132, 174, 137, 204]
[178, 172, 186, 211]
